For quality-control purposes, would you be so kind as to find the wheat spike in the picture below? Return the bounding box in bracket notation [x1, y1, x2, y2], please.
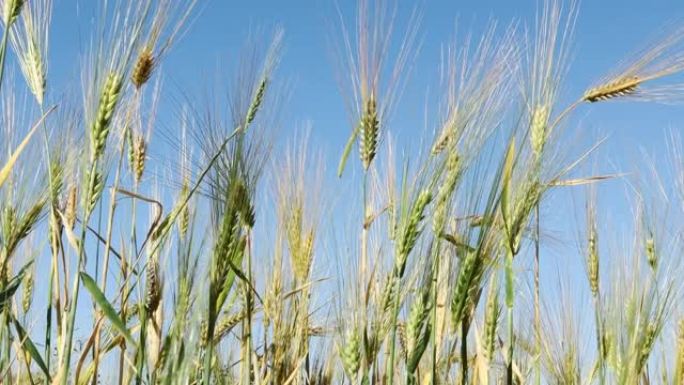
[530, 104, 549, 158]
[90, 72, 122, 160]
[145, 260, 161, 313]
[179, 180, 190, 238]
[132, 133, 146, 184]
[433, 151, 460, 234]
[21, 265, 33, 313]
[131, 47, 155, 89]
[583, 76, 640, 103]
[483, 276, 500, 362]
[84, 169, 103, 217]
[340, 328, 361, 380]
[64, 184, 77, 229]
[397, 188, 432, 269]
[645, 235, 657, 271]
[431, 123, 453, 155]
[587, 222, 599, 297]
[3, 0, 25, 25]
[245, 77, 267, 127]
[359, 95, 379, 170]
[637, 321, 658, 372]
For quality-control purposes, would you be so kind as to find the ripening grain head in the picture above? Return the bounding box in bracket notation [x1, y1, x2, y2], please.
[275, 128, 323, 283]
[335, 0, 421, 172]
[8, 0, 51, 105]
[432, 23, 518, 158]
[131, 0, 197, 89]
[525, 0, 576, 159]
[583, 25, 684, 103]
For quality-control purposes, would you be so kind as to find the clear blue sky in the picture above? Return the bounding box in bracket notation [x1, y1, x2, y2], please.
[44, 0, 684, 162]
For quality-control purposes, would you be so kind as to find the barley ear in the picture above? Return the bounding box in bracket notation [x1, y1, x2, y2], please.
[406, 293, 430, 373]
[145, 260, 161, 314]
[433, 151, 460, 234]
[645, 234, 657, 271]
[84, 169, 104, 217]
[64, 184, 77, 229]
[396, 188, 432, 273]
[583, 76, 640, 103]
[359, 94, 379, 170]
[340, 329, 361, 380]
[90, 72, 123, 161]
[2, 0, 25, 25]
[530, 104, 549, 159]
[483, 275, 500, 362]
[587, 216, 599, 297]
[131, 47, 155, 89]
[245, 77, 267, 129]
[21, 264, 34, 314]
[132, 133, 147, 184]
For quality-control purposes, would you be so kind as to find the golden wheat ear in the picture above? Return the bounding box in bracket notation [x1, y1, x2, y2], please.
[583, 76, 641, 102]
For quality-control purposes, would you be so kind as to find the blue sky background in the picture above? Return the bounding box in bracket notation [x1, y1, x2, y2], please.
[15, 0, 684, 367]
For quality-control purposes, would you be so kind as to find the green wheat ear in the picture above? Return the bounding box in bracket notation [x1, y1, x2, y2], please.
[90, 72, 122, 161]
[359, 94, 379, 170]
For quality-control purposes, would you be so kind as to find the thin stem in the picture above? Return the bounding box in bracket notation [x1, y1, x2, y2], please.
[505, 249, 514, 385]
[93, 128, 128, 385]
[593, 295, 604, 385]
[460, 319, 468, 384]
[360, 170, 370, 381]
[430, 243, 441, 384]
[534, 204, 541, 385]
[243, 229, 254, 385]
[0, 22, 11, 96]
[59, 159, 99, 385]
[387, 266, 400, 385]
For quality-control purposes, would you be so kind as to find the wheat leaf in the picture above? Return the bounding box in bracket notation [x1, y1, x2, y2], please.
[0, 106, 55, 189]
[337, 125, 360, 177]
[13, 316, 51, 380]
[0, 262, 33, 307]
[80, 272, 136, 346]
[501, 138, 516, 235]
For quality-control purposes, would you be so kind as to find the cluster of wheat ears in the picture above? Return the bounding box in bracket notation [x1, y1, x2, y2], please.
[1, 0, 684, 384]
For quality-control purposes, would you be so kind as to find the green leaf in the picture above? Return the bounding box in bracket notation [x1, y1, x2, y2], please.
[337, 124, 360, 177]
[407, 322, 430, 373]
[215, 244, 246, 312]
[0, 261, 33, 307]
[0, 107, 55, 189]
[13, 316, 51, 380]
[501, 138, 516, 236]
[80, 272, 136, 346]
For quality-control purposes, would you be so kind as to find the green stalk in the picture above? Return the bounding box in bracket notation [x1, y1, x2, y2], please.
[505, 249, 514, 385]
[386, 265, 401, 385]
[593, 295, 605, 385]
[243, 230, 253, 385]
[360, 171, 370, 380]
[202, 291, 216, 384]
[0, 16, 17, 383]
[121, 124, 138, 385]
[135, 307, 148, 385]
[59, 159, 98, 385]
[534, 205, 541, 385]
[430, 243, 441, 384]
[0, 263, 9, 383]
[93, 129, 127, 385]
[461, 319, 468, 384]
[39, 103, 56, 385]
[0, 21, 12, 95]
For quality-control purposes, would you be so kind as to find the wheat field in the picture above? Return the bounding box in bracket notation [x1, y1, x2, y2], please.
[1, 0, 684, 384]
